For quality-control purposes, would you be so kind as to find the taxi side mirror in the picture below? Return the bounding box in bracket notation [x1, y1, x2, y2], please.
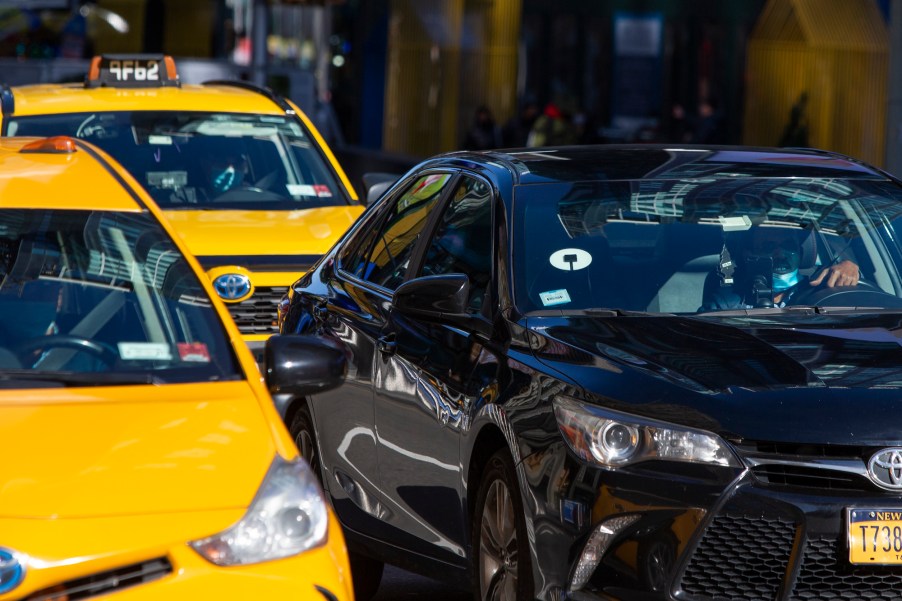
[264, 334, 347, 397]
[362, 172, 399, 204]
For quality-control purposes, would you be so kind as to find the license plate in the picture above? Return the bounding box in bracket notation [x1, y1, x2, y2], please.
[848, 508, 902, 564]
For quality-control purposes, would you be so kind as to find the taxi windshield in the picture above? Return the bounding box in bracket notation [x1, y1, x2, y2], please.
[0, 209, 242, 386]
[7, 112, 348, 210]
[514, 177, 902, 315]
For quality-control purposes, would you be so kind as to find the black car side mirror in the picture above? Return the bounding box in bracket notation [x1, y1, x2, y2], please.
[264, 334, 347, 396]
[394, 273, 469, 319]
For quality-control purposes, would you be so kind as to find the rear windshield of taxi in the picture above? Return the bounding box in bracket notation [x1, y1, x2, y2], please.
[0, 209, 242, 387]
[8, 112, 350, 210]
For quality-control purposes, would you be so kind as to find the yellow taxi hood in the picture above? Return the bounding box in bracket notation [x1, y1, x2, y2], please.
[0, 381, 275, 519]
[163, 205, 363, 257]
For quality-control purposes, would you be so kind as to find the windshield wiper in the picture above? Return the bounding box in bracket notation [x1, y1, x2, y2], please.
[0, 370, 163, 387]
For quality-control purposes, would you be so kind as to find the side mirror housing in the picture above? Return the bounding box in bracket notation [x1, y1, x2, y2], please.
[394, 273, 469, 319]
[362, 172, 399, 204]
[264, 334, 347, 397]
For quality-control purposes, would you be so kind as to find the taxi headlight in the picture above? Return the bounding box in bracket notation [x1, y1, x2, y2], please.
[190, 456, 328, 565]
[553, 396, 740, 469]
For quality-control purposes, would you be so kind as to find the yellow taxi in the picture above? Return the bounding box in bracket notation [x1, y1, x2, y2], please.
[0, 54, 365, 361]
[0, 135, 353, 600]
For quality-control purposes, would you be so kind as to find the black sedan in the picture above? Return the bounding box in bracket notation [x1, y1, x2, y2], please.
[276, 145, 902, 601]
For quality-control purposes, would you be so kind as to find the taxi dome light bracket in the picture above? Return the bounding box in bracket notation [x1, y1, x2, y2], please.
[86, 54, 180, 89]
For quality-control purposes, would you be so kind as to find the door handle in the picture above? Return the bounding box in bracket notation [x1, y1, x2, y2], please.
[377, 333, 397, 356]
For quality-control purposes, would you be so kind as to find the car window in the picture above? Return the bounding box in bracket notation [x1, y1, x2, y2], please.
[341, 173, 452, 290]
[0, 209, 241, 384]
[514, 178, 902, 315]
[8, 112, 349, 210]
[419, 175, 493, 313]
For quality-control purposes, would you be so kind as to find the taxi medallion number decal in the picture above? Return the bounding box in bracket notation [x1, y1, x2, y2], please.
[108, 59, 160, 82]
[848, 509, 902, 564]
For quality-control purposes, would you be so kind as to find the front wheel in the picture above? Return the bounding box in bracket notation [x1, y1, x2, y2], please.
[289, 405, 384, 601]
[472, 450, 534, 601]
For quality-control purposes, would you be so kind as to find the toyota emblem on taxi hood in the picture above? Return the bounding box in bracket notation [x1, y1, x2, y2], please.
[0, 548, 25, 594]
[868, 449, 902, 491]
[213, 273, 252, 301]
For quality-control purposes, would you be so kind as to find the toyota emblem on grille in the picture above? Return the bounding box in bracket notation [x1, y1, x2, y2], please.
[0, 548, 25, 594]
[868, 449, 902, 490]
[213, 273, 252, 301]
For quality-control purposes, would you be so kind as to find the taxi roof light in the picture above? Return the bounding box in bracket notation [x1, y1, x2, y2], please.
[20, 137, 78, 154]
[85, 54, 180, 89]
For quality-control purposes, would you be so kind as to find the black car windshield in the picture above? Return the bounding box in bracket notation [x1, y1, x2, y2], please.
[514, 176, 902, 315]
[7, 112, 348, 210]
[0, 209, 242, 385]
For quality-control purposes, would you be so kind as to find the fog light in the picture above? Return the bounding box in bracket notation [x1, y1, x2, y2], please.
[570, 514, 641, 591]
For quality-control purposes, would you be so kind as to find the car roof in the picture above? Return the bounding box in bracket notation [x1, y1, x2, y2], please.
[437, 145, 893, 185]
[0, 137, 144, 211]
[6, 82, 287, 116]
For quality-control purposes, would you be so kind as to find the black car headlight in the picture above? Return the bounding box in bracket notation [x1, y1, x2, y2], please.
[190, 455, 328, 565]
[553, 396, 741, 469]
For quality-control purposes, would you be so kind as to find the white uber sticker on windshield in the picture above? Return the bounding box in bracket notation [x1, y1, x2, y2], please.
[540, 289, 572, 306]
[549, 248, 592, 271]
[118, 342, 173, 361]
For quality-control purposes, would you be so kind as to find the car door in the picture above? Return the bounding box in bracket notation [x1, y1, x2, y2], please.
[373, 174, 495, 563]
[311, 171, 457, 536]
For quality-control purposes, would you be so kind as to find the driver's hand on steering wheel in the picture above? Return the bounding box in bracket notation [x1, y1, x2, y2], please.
[809, 260, 859, 288]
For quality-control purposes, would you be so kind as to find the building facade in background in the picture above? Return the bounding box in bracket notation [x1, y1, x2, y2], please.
[0, 0, 895, 166]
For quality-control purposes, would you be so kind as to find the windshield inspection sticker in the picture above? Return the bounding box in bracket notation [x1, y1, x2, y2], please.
[118, 342, 172, 361]
[550, 248, 592, 271]
[540, 289, 572, 306]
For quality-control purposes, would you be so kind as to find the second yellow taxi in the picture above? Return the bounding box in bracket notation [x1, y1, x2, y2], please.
[0, 54, 365, 361]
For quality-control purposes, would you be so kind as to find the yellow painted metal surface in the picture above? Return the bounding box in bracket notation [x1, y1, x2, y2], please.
[744, 0, 888, 166]
[8, 83, 287, 118]
[162, 206, 363, 257]
[0, 382, 274, 517]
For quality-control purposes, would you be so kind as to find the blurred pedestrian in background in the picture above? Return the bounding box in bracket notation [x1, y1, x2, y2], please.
[463, 104, 502, 150]
[527, 98, 580, 147]
[501, 98, 540, 147]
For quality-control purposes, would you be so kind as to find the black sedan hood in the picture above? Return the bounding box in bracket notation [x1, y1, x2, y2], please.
[528, 312, 902, 444]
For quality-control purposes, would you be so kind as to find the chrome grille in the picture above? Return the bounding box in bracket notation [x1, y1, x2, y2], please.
[226, 286, 287, 335]
[24, 557, 172, 601]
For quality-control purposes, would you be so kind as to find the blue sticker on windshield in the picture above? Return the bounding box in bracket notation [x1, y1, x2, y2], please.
[540, 289, 571, 306]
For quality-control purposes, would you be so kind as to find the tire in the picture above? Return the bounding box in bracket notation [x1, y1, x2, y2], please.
[289, 406, 384, 601]
[472, 450, 534, 601]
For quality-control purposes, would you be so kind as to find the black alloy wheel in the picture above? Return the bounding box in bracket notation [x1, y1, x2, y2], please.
[289, 405, 385, 601]
[472, 450, 534, 601]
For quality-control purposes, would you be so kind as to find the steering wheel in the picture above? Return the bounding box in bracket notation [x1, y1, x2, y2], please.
[16, 335, 120, 368]
[789, 280, 902, 308]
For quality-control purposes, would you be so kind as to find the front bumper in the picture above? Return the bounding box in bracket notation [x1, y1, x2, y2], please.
[527, 445, 902, 601]
[0, 511, 352, 601]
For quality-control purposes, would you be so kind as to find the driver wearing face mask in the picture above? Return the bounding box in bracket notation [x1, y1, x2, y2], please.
[205, 153, 249, 196]
[700, 226, 860, 311]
